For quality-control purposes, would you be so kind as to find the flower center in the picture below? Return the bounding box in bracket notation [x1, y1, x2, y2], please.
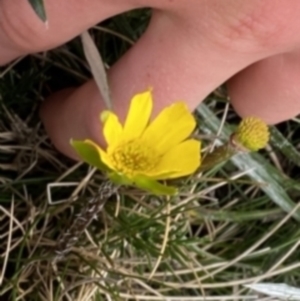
[109, 140, 159, 176]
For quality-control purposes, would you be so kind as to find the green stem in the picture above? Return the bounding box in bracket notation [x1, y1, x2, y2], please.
[199, 143, 237, 172]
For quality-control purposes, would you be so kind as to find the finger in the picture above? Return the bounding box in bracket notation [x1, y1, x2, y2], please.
[228, 50, 300, 124]
[41, 1, 300, 158]
[0, 0, 140, 64]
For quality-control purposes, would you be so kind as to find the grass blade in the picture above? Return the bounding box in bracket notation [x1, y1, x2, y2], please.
[246, 283, 300, 300]
[27, 0, 47, 22]
[81, 31, 112, 109]
[270, 125, 300, 167]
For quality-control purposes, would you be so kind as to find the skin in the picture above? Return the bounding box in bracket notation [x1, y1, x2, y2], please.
[0, 0, 300, 158]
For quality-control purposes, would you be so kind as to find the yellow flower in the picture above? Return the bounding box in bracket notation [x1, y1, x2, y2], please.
[234, 117, 269, 151]
[71, 90, 201, 195]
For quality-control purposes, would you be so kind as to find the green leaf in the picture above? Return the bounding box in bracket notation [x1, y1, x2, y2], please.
[28, 0, 47, 22]
[108, 172, 133, 186]
[197, 103, 300, 221]
[134, 176, 177, 195]
[71, 139, 108, 172]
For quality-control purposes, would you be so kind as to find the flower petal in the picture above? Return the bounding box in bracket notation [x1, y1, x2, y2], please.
[141, 102, 196, 154]
[101, 111, 123, 147]
[133, 175, 177, 195]
[71, 139, 112, 171]
[147, 139, 201, 179]
[122, 90, 153, 141]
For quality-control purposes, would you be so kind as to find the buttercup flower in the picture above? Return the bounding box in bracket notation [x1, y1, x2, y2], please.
[71, 90, 201, 195]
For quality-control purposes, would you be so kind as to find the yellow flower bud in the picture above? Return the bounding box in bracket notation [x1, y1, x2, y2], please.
[234, 117, 269, 151]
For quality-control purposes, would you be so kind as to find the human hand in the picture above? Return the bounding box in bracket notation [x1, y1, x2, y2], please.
[1, 0, 300, 158]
